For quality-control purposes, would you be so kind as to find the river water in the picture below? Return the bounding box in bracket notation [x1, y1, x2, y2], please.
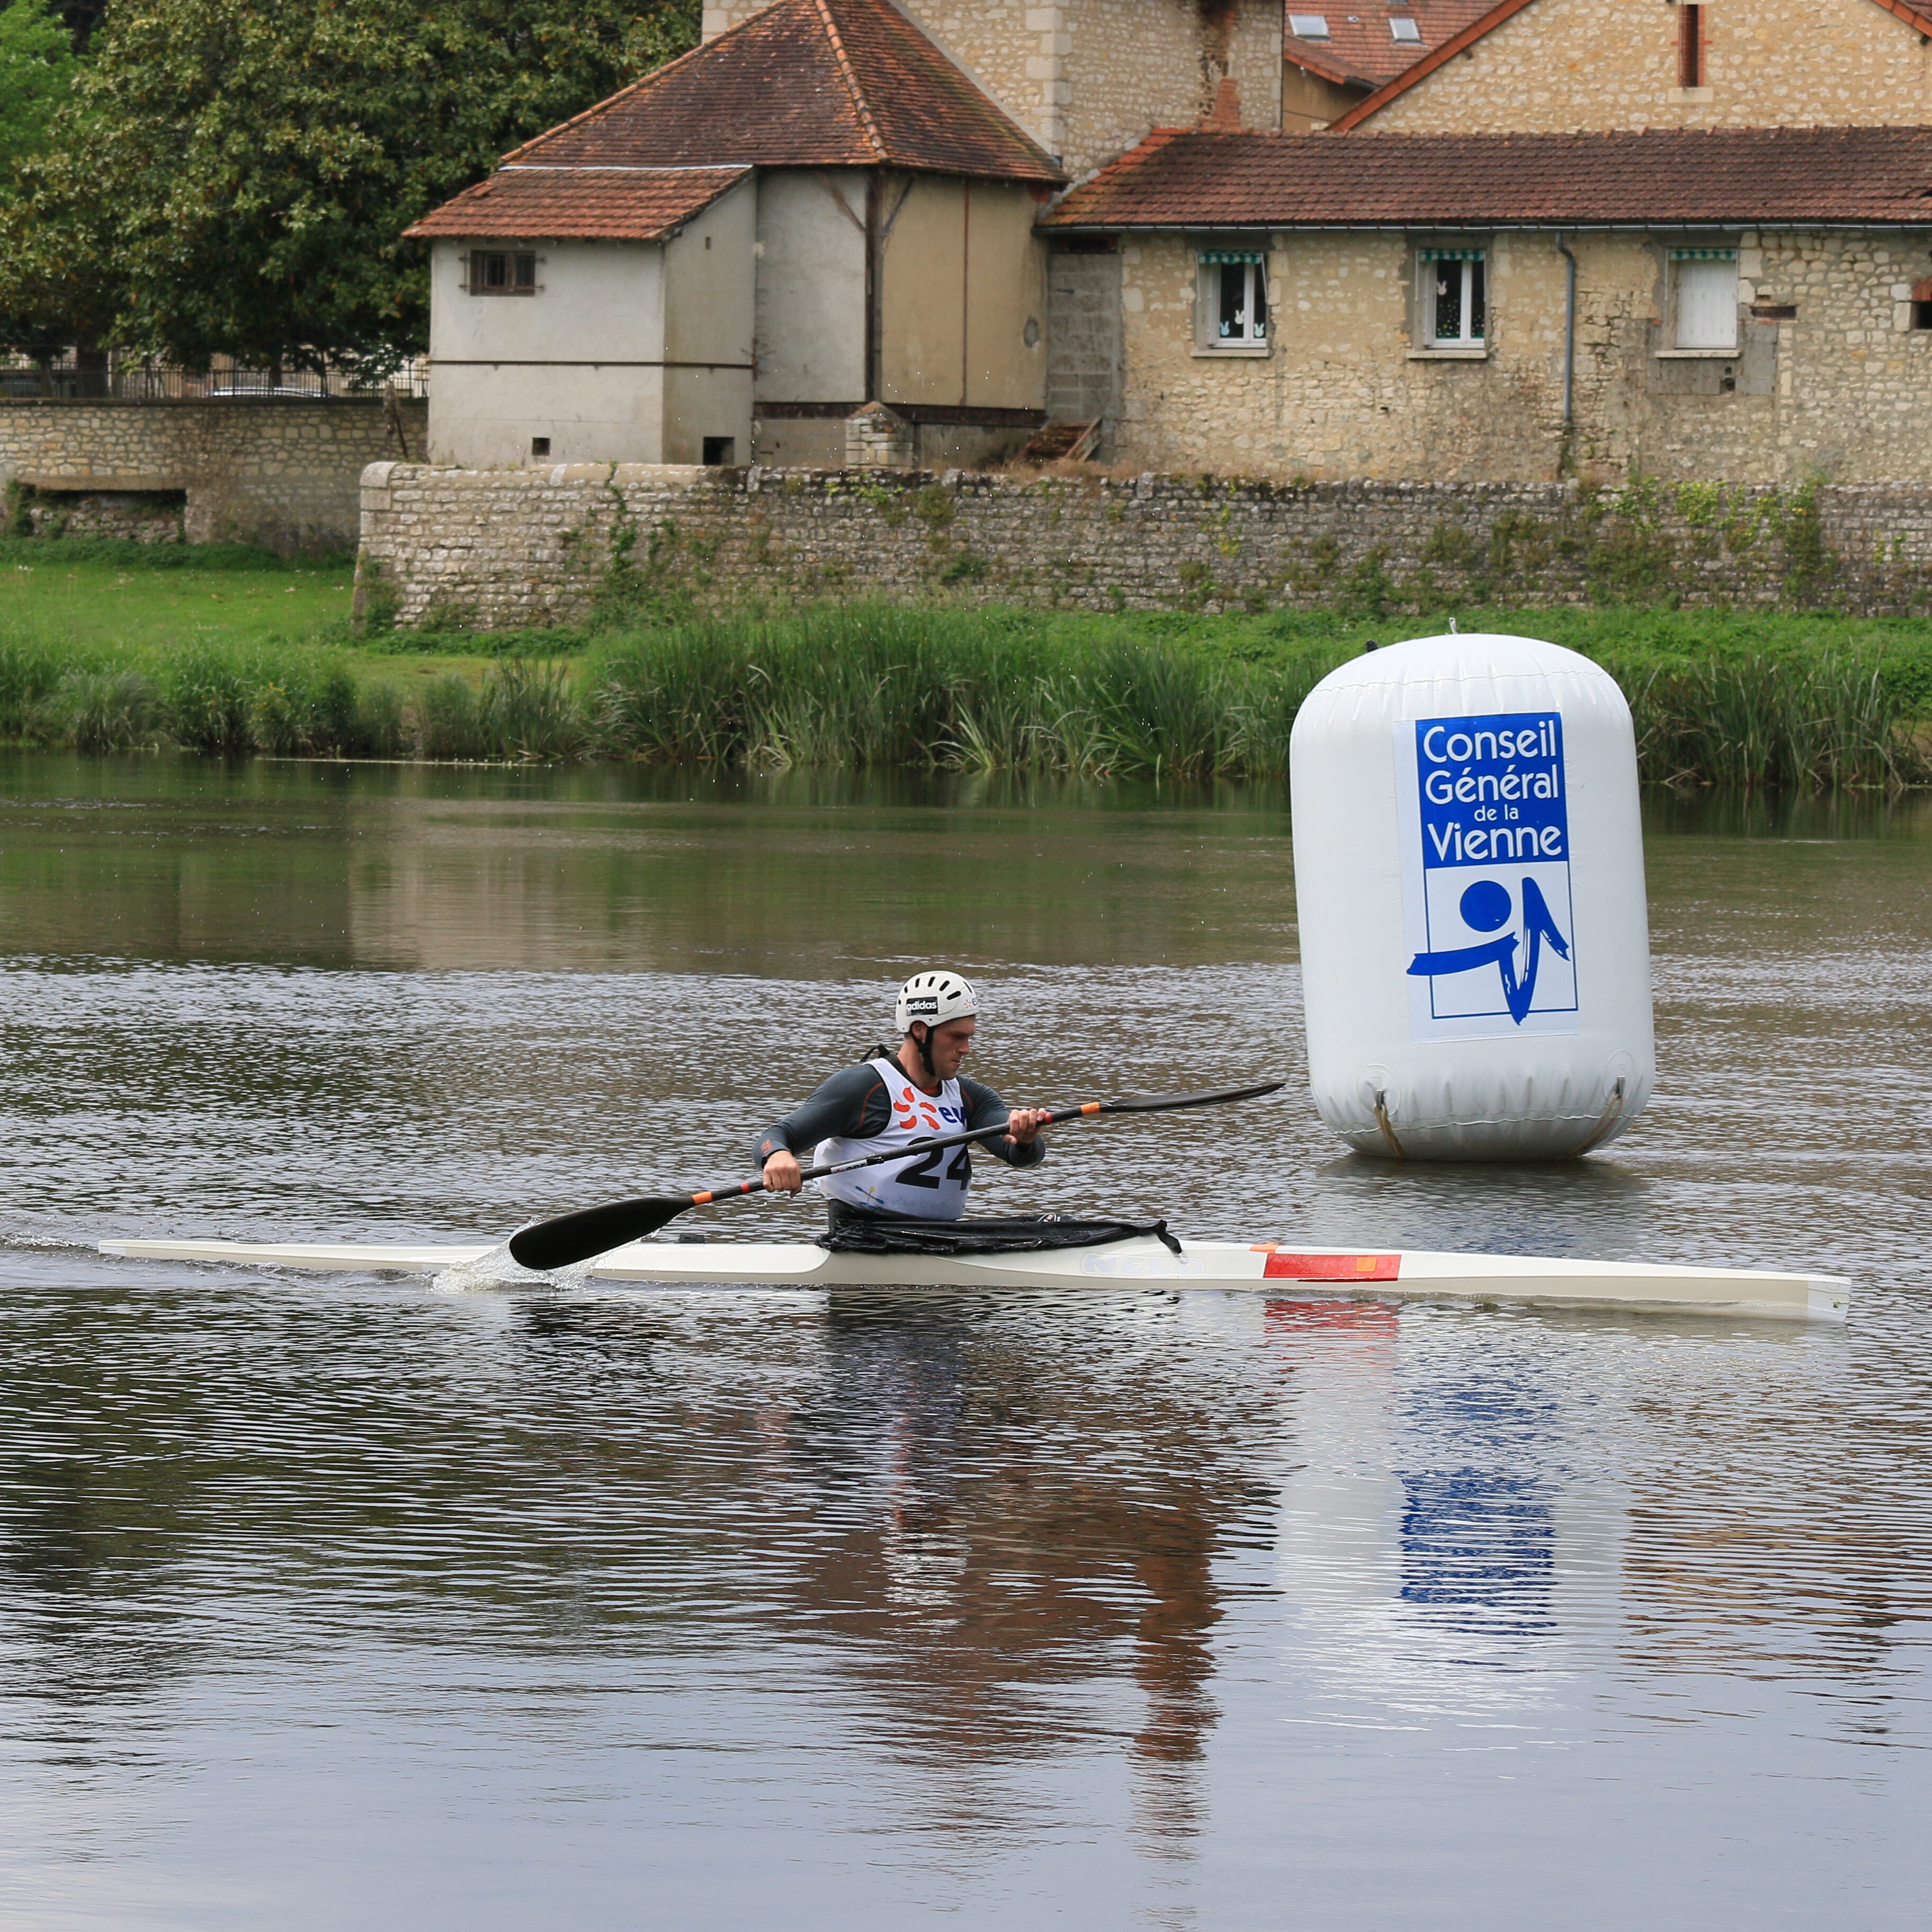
[0, 755, 1926, 1929]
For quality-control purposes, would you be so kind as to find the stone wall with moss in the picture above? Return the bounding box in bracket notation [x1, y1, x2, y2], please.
[1, 399, 428, 553]
[355, 459, 1932, 630]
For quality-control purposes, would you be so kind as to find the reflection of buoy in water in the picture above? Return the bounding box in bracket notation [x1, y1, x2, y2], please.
[1290, 632, 1654, 1161]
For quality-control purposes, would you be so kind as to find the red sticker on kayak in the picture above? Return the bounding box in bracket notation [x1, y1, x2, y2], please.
[1263, 1252, 1401, 1282]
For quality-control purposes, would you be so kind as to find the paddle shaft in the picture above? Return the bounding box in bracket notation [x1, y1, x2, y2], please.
[687, 1101, 1103, 1208]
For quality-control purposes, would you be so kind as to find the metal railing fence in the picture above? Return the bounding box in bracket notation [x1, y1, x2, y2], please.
[0, 355, 428, 402]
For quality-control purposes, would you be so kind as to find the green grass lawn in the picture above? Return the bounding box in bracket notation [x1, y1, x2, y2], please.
[0, 537, 543, 686]
[6, 533, 1930, 697]
[0, 534, 1924, 784]
[1, 540, 354, 651]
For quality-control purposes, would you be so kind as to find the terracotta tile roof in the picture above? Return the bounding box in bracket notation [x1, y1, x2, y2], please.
[493, 0, 1061, 182]
[1042, 124, 1932, 229]
[1284, 0, 1499, 92]
[405, 166, 752, 241]
[1331, 0, 1932, 131]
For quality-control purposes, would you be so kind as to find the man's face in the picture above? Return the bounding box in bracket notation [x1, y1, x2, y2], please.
[923, 1016, 976, 1080]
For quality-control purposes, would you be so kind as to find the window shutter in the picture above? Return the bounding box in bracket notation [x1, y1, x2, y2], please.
[1678, 3, 1703, 86]
[1675, 255, 1738, 350]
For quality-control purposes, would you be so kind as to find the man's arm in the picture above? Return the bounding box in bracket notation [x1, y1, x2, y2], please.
[960, 1077, 1047, 1168]
[754, 1063, 892, 1189]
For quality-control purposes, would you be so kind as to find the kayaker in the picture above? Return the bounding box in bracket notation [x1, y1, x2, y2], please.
[756, 970, 1046, 1224]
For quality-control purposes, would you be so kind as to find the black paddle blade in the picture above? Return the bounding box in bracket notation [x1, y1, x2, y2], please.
[1102, 1079, 1286, 1114]
[508, 1195, 693, 1271]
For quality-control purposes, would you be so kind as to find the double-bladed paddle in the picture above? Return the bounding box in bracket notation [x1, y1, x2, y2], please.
[507, 1078, 1285, 1271]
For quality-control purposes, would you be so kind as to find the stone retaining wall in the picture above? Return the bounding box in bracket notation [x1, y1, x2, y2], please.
[355, 460, 1932, 629]
[2, 398, 427, 552]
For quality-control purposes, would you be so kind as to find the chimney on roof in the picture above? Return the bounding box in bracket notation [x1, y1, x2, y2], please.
[1202, 76, 1243, 132]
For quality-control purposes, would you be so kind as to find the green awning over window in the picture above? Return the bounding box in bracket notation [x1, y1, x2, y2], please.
[1199, 249, 1265, 265]
[1670, 247, 1737, 261]
[1417, 247, 1484, 261]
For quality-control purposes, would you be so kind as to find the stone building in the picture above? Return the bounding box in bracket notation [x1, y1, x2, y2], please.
[1043, 0, 1932, 480]
[1280, 0, 1496, 131]
[1332, 0, 1932, 134]
[404, 0, 1932, 484]
[1040, 122, 1932, 482]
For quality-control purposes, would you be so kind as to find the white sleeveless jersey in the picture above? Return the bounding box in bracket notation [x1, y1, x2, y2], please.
[815, 1058, 973, 1219]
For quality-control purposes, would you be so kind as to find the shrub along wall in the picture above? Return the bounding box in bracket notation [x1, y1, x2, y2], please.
[356, 461, 1932, 631]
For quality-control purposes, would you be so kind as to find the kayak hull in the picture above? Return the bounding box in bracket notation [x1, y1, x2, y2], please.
[96, 1235, 1850, 1324]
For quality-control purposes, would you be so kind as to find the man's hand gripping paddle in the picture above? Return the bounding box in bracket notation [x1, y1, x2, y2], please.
[507, 1080, 1285, 1271]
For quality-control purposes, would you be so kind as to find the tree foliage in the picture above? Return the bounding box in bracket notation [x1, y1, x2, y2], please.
[1, 0, 700, 370]
[0, 0, 81, 173]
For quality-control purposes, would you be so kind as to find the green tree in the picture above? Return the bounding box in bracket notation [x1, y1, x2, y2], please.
[1, 0, 699, 374]
[0, 0, 81, 172]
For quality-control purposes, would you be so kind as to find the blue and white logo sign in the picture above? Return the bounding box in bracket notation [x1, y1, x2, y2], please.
[1392, 710, 1580, 1039]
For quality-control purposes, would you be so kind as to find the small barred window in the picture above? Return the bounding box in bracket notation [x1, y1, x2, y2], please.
[468, 251, 538, 296]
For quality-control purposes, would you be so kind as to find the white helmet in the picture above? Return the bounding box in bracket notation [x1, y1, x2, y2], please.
[895, 969, 979, 1034]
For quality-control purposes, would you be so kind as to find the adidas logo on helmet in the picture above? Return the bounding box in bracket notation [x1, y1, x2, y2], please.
[895, 970, 979, 1033]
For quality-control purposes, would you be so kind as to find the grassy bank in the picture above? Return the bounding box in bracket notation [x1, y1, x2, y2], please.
[2, 536, 1929, 786]
[4, 538, 356, 651]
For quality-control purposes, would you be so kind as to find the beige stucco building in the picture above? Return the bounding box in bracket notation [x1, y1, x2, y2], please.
[415, 173, 757, 469]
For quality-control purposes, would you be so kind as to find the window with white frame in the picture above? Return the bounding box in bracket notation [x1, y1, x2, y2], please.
[1671, 248, 1738, 350]
[1418, 247, 1486, 347]
[1199, 249, 1269, 348]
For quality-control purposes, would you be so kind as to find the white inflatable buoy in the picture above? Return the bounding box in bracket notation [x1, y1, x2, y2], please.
[1289, 632, 1654, 1161]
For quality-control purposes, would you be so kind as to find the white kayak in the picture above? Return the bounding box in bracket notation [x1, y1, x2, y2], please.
[97, 1234, 1850, 1324]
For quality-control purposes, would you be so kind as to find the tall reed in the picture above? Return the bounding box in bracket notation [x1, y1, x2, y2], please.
[40, 670, 163, 753]
[586, 606, 1344, 779]
[1, 598, 1925, 790]
[1613, 650, 1929, 790]
[415, 660, 584, 760]
[0, 630, 76, 736]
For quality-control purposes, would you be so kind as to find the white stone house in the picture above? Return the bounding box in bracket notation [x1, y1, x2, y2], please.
[410, 168, 758, 470]
[407, 0, 1064, 470]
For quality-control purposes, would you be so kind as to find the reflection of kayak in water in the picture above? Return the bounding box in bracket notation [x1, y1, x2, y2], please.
[99, 1233, 1849, 1324]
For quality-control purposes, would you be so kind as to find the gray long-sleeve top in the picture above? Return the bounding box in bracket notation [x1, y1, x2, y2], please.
[754, 1059, 1046, 1175]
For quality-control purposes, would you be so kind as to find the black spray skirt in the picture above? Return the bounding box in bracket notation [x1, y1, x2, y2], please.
[818, 1200, 1182, 1258]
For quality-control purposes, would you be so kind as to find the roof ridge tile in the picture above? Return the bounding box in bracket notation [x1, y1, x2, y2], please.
[813, 0, 890, 165]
